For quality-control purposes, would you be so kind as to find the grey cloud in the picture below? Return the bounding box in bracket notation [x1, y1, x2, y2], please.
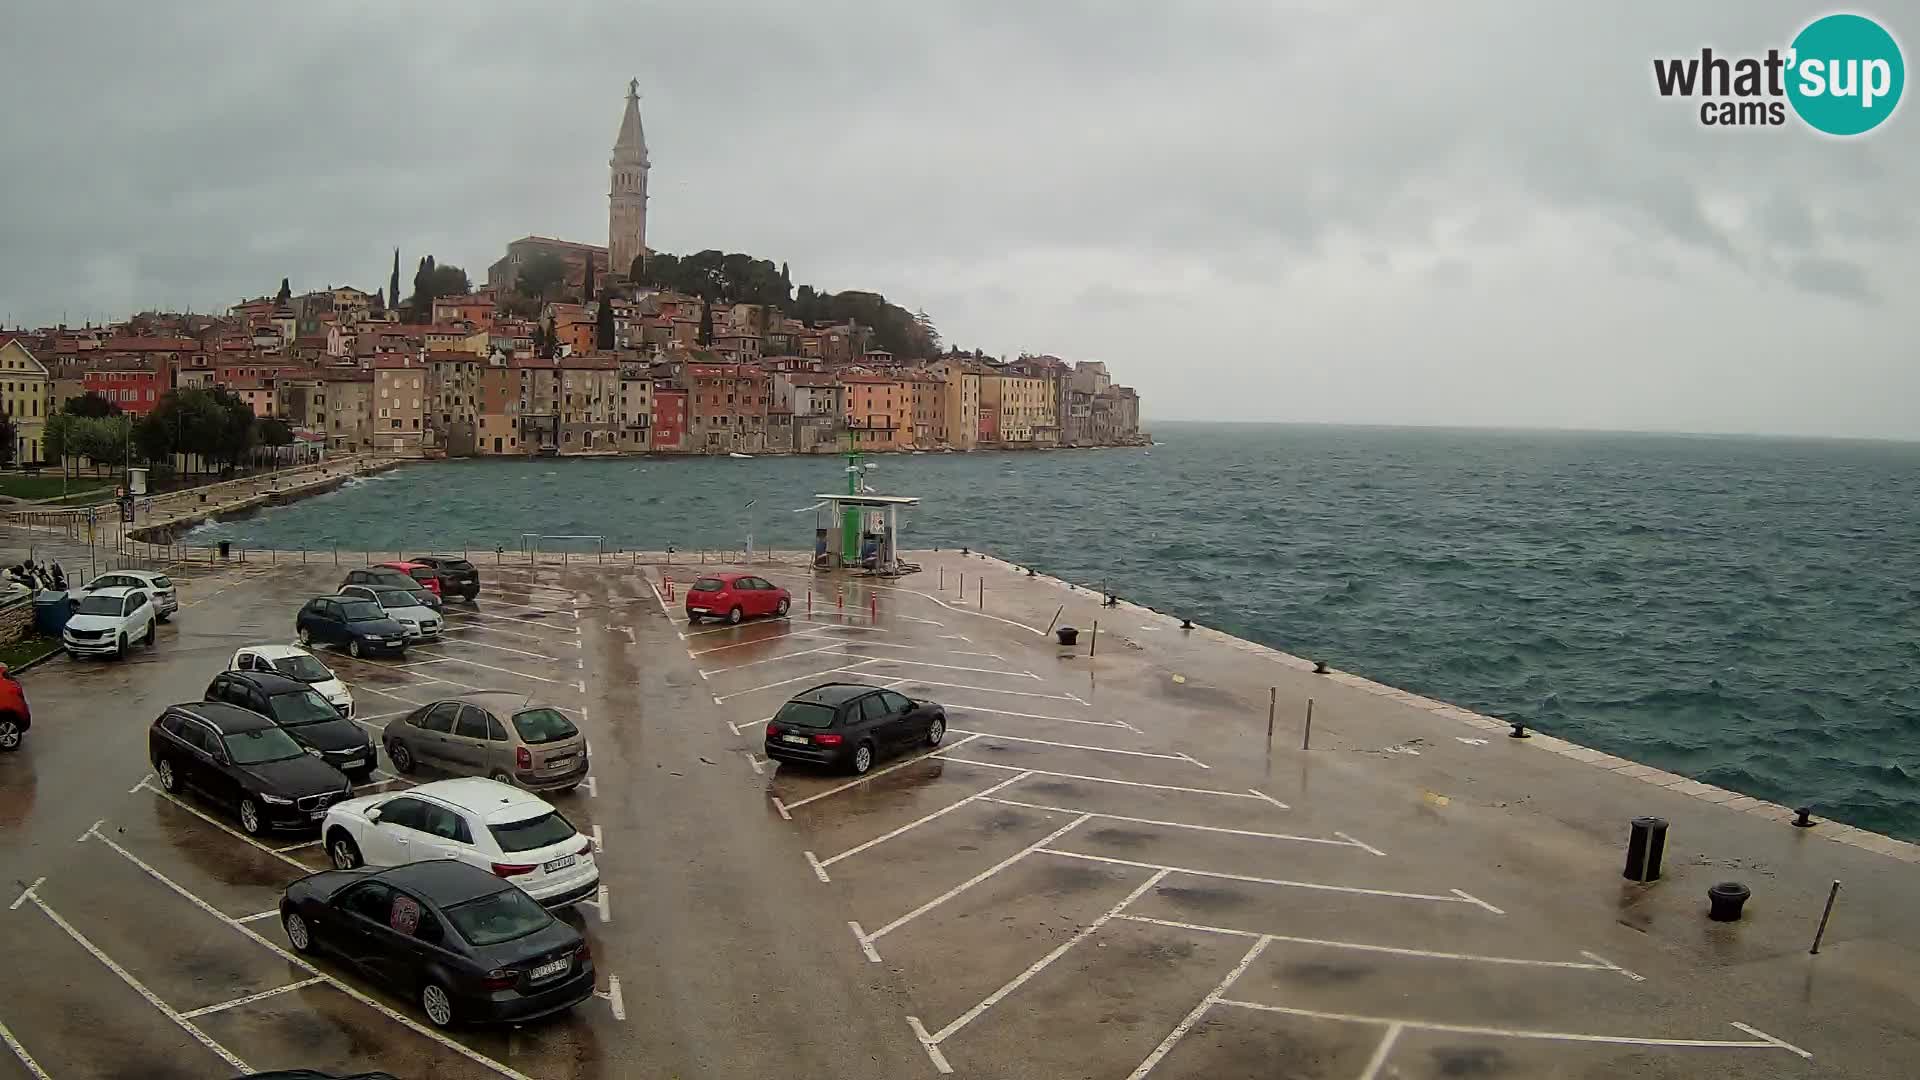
[1784, 256, 1878, 304]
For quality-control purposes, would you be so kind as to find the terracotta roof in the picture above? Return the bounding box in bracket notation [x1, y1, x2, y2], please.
[424, 350, 480, 364]
[101, 336, 197, 351]
[559, 353, 618, 370]
[372, 353, 418, 370]
[508, 235, 610, 255]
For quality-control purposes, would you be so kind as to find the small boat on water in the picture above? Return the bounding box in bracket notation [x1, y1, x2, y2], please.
[728, 452, 753, 459]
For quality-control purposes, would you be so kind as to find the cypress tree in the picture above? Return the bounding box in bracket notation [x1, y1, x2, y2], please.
[389, 248, 400, 311]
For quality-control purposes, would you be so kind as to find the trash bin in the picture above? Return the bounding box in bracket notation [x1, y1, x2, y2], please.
[1057, 626, 1079, 646]
[219, 540, 231, 559]
[1624, 816, 1668, 882]
[33, 591, 72, 636]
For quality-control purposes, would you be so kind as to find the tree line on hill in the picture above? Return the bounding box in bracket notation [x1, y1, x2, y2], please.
[25, 390, 292, 476]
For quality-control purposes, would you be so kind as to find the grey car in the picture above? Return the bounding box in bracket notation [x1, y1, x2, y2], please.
[383, 693, 589, 794]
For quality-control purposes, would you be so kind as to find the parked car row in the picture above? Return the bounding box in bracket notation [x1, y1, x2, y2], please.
[62, 568, 176, 660]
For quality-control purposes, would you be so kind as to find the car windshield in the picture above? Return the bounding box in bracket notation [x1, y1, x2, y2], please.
[489, 810, 577, 853]
[375, 589, 417, 608]
[511, 708, 578, 744]
[691, 577, 724, 591]
[440, 559, 473, 572]
[273, 654, 334, 682]
[340, 600, 386, 621]
[444, 887, 553, 946]
[152, 576, 173, 589]
[773, 700, 837, 729]
[74, 595, 123, 616]
[270, 690, 341, 725]
[222, 726, 306, 764]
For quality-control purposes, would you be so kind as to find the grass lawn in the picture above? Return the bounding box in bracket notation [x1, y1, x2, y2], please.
[0, 474, 116, 501]
[0, 632, 61, 672]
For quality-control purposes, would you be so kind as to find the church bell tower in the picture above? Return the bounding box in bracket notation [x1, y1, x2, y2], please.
[609, 79, 650, 282]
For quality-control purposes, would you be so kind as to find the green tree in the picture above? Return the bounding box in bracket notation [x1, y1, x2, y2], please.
[698, 294, 714, 346]
[596, 294, 615, 350]
[64, 391, 120, 418]
[44, 413, 70, 464]
[0, 413, 15, 466]
[276, 277, 291, 303]
[134, 408, 177, 468]
[389, 248, 401, 312]
[518, 252, 568, 303]
[582, 254, 596, 304]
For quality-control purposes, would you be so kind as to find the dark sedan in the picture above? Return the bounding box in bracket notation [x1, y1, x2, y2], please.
[410, 555, 481, 600]
[149, 701, 353, 835]
[765, 682, 947, 775]
[206, 670, 377, 780]
[297, 596, 410, 658]
[281, 861, 595, 1028]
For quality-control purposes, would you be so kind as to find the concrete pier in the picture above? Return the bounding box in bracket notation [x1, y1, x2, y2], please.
[0, 545, 1908, 1077]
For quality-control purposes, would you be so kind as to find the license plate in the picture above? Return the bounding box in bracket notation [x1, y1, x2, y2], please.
[543, 854, 577, 872]
[309, 810, 326, 820]
[529, 957, 570, 980]
[546, 755, 573, 769]
[782, 734, 809, 745]
[689, 607, 709, 614]
[386, 639, 402, 646]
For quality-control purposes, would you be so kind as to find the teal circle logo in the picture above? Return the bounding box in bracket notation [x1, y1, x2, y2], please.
[1787, 14, 1905, 135]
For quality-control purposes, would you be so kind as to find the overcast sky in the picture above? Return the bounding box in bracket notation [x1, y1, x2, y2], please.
[3, 2, 1915, 438]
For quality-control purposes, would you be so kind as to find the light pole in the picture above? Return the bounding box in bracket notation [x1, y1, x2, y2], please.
[742, 498, 756, 563]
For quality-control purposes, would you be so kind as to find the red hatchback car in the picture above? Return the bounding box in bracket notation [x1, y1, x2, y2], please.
[0, 663, 30, 752]
[376, 560, 442, 597]
[685, 573, 791, 625]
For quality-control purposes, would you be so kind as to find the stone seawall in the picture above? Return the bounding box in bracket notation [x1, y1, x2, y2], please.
[126, 458, 407, 544]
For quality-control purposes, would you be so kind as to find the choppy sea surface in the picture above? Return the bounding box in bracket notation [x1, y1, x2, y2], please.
[188, 423, 1920, 839]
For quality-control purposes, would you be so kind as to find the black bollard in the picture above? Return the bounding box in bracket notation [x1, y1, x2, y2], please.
[1056, 627, 1079, 647]
[1707, 881, 1751, 922]
[1623, 816, 1668, 882]
[1180, 618, 1193, 630]
[1793, 806, 1815, 828]
[1509, 721, 1530, 739]
[1312, 660, 1328, 674]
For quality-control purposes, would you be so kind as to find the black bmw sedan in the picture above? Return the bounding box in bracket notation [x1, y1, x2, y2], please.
[280, 861, 595, 1028]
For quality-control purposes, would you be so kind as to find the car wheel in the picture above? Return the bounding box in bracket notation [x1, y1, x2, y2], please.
[728, 606, 744, 625]
[0, 718, 22, 752]
[328, 831, 363, 870]
[297, 627, 313, 646]
[238, 798, 264, 836]
[776, 598, 790, 616]
[145, 621, 156, 646]
[421, 981, 456, 1028]
[348, 638, 364, 659]
[389, 741, 415, 774]
[850, 742, 874, 775]
[157, 758, 179, 792]
[284, 911, 313, 953]
[158, 612, 171, 624]
[926, 716, 946, 747]
[115, 633, 128, 659]
[488, 769, 514, 786]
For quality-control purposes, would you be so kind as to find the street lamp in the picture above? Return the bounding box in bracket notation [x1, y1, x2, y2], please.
[742, 498, 757, 563]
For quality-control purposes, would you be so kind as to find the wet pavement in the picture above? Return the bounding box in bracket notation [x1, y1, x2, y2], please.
[0, 550, 1912, 1077]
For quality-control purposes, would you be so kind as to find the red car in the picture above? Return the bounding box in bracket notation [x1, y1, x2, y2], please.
[684, 573, 791, 625]
[376, 560, 442, 597]
[0, 663, 30, 752]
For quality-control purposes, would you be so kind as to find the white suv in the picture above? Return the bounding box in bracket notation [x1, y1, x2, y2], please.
[77, 569, 178, 621]
[337, 584, 441, 640]
[319, 778, 598, 908]
[63, 586, 157, 659]
[229, 644, 355, 718]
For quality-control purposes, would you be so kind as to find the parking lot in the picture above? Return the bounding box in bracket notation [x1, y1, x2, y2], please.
[0, 561, 619, 1080]
[663, 562, 1821, 1080]
[0, 551, 1861, 1077]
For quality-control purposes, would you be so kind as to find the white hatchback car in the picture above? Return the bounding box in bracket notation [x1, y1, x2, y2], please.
[229, 644, 355, 718]
[63, 586, 157, 659]
[76, 569, 179, 621]
[320, 778, 598, 908]
[337, 583, 442, 640]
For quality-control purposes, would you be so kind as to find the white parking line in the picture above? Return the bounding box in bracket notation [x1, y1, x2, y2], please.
[137, 783, 312, 871]
[779, 734, 986, 811]
[850, 655, 1039, 680]
[1358, 1022, 1404, 1080]
[591, 824, 604, 854]
[237, 909, 280, 923]
[179, 977, 327, 1019]
[82, 826, 541, 1080]
[596, 975, 627, 1022]
[813, 773, 1036, 875]
[947, 703, 1136, 730]
[0, 1016, 50, 1080]
[1038, 848, 1498, 910]
[1212, 1000, 1812, 1059]
[933, 755, 1289, 805]
[401, 653, 571, 686]
[981, 799, 1353, 848]
[857, 814, 1091, 959]
[699, 642, 849, 675]
[446, 609, 581, 633]
[925, 869, 1170, 1057]
[414, 636, 564, 662]
[1114, 914, 1633, 975]
[439, 619, 578, 644]
[9, 877, 44, 911]
[953, 729, 1206, 766]
[743, 752, 765, 775]
[713, 659, 882, 702]
[861, 676, 1075, 702]
[1126, 936, 1269, 1080]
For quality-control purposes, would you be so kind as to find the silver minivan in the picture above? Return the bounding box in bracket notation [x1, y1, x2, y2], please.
[382, 692, 589, 793]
